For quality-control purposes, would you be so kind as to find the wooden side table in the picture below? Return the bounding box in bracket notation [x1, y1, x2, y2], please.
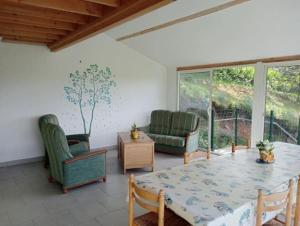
[118, 131, 154, 174]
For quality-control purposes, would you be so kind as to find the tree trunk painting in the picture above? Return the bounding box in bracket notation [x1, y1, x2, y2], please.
[64, 65, 116, 136]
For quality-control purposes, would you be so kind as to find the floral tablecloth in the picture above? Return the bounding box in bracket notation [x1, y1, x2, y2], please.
[136, 142, 300, 226]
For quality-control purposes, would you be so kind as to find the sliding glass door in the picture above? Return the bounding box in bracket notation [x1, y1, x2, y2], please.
[178, 66, 255, 151]
[212, 67, 255, 149]
[264, 65, 300, 144]
[179, 71, 211, 150]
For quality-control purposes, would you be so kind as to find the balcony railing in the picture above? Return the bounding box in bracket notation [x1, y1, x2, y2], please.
[209, 109, 300, 152]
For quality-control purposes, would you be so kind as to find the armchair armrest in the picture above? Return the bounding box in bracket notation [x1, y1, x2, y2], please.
[63, 150, 107, 189]
[66, 134, 89, 142]
[64, 149, 106, 164]
[67, 139, 80, 145]
[138, 125, 150, 133]
[185, 124, 200, 153]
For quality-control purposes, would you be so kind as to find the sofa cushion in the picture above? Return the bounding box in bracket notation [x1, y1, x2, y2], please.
[149, 110, 172, 135]
[148, 133, 185, 147]
[69, 142, 89, 156]
[169, 112, 198, 137]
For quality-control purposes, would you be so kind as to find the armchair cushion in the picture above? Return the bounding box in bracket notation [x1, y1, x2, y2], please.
[149, 110, 172, 135]
[169, 112, 198, 137]
[148, 133, 185, 147]
[69, 141, 89, 156]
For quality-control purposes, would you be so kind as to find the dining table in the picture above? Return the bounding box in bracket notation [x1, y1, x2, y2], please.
[135, 142, 300, 226]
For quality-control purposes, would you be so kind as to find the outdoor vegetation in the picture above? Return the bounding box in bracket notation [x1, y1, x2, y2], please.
[179, 65, 300, 150]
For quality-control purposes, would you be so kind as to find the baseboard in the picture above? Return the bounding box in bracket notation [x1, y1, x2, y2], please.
[0, 145, 118, 168]
[0, 156, 44, 168]
[101, 144, 117, 151]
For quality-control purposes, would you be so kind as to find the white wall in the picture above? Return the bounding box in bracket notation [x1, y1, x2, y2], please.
[166, 67, 177, 111]
[111, 0, 300, 67]
[108, 0, 300, 114]
[0, 34, 167, 163]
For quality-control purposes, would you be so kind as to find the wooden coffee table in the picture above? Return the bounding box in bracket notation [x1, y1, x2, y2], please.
[118, 131, 154, 174]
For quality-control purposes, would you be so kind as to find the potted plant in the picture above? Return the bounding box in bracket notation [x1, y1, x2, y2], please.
[256, 140, 275, 163]
[131, 123, 139, 139]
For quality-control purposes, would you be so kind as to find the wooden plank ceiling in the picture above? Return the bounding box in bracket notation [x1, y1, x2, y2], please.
[0, 0, 174, 51]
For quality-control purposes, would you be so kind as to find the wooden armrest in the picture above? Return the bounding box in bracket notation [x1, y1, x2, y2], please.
[68, 139, 80, 145]
[64, 149, 107, 164]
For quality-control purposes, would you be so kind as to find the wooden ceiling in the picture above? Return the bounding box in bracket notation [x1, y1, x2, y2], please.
[0, 0, 174, 51]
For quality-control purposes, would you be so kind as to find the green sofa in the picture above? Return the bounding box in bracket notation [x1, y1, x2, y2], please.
[42, 123, 106, 193]
[140, 110, 200, 154]
[39, 114, 90, 167]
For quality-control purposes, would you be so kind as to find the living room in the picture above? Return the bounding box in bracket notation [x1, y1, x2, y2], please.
[1, 0, 300, 226]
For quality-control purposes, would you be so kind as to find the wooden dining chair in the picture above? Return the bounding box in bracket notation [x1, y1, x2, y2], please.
[128, 174, 190, 226]
[293, 175, 300, 226]
[184, 149, 210, 164]
[256, 179, 294, 226]
[231, 138, 251, 153]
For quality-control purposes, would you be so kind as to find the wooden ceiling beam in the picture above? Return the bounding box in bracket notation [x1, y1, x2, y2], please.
[2, 0, 103, 17]
[49, 0, 175, 51]
[0, 2, 89, 24]
[0, 12, 76, 31]
[1, 35, 53, 44]
[0, 23, 68, 35]
[84, 0, 120, 7]
[0, 29, 60, 40]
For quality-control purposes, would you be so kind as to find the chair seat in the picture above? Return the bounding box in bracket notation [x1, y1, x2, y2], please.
[148, 133, 186, 147]
[134, 208, 190, 226]
[263, 219, 284, 226]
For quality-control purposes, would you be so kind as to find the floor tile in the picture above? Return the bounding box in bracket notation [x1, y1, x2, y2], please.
[0, 149, 183, 226]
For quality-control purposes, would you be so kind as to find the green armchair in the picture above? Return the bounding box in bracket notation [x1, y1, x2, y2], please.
[39, 114, 90, 167]
[43, 123, 106, 193]
[140, 110, 200, 155]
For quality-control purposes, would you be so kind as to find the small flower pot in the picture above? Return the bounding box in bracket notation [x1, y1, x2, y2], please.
[259, 149, 275, 163]
[131, 130, 139, 139]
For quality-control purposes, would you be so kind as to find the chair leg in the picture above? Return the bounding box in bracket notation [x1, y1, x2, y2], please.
[44, 150, 49, 168]
[48, 176, 54, 183]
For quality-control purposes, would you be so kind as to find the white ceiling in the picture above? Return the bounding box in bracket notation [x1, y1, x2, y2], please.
[107, 0, 300, 68]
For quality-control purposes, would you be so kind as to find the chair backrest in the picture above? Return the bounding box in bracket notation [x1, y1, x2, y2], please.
[169, 112, 199, 137]
[231, 139, 251, 153]
[256, 179, 294, 226]
[38, 114, 59, 129]
[149, 110, 173, 135]
[44, 123, 73, 183]
[128, 174, 165, 226]
[184, 150, 210, 164]
[39, 114, 60, 148]
[294, 175, 300, 226]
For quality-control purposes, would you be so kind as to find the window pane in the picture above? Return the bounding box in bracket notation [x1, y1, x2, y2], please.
[264, 65, 300, 144]
[179, 72, 210, 150]
[212, 67, 255, 150]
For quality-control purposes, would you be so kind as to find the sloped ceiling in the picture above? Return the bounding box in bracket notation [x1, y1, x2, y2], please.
[107, 0, 300, 67]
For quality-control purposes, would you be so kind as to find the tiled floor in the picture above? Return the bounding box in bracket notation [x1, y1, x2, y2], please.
[0, 150, 183, 226]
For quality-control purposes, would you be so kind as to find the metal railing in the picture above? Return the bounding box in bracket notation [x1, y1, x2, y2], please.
[210, 109, 300, 151]
[267, 110, 299, 144]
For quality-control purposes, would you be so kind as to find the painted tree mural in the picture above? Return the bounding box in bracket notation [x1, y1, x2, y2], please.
[64, 64, 116, 136]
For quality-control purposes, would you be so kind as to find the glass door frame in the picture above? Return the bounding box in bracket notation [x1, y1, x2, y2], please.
[177, 64, 257, 150]
[177, 60, 300, 149]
